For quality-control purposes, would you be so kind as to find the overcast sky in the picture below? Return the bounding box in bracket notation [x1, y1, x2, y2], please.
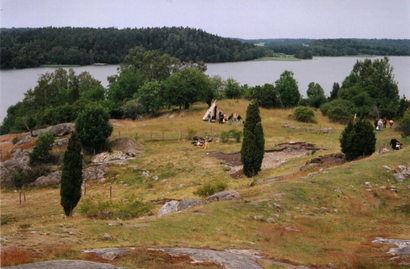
[1, 0, 409, 39]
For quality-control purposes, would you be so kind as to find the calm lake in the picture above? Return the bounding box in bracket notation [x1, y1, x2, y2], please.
[1, 56, 409, 122]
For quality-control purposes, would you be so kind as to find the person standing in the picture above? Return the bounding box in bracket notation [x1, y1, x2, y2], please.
[237, 115, 242, 126]
[377, 119, 382, 131]
[207, 112, 212, 124]
[383, 118, 387, 128]
[374, 119, 378, 130]
[389, 119, 394, 128]
[228, 113, 233, 125]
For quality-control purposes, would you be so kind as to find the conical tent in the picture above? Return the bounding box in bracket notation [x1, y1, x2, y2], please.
[202, 100, 223, 121]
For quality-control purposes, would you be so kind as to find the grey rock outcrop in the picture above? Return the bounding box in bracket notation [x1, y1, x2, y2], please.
[32, 123, 75, 137]
[158, 200, 203, 217]
[157, 247, 265, 269]
[3, 260, 125, 269]
[33, 171, 62, 187]
[177, 200, 203, 211]
[393, 173, 406, 181]
[372, 237, 410, 255]
[158, 200, 179, 217]
[205, 190, 241, 204]
[83, 248, 127, 261]
[31, 160, 129, 187]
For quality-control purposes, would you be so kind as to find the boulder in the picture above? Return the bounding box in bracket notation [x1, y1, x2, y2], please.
[380, 148, 390, 154]
[83, 248, 128, 261]
[177, 200, 203, 211]
[49, 123, 75, 136]
[266, 218, 275, 223]
[205, 190, 241, 204]
[83, 165, 108, 183]
[32, 123, 75, 137]
[33, 171, 62, 187]
[158, 200, 179, 217]
[393, 173, 406, 181]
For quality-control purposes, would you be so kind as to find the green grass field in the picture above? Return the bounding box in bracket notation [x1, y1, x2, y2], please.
[1, 99, 410, 268]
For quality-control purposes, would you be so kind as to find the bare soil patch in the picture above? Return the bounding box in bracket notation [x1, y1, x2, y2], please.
[108, 137, 144, 155]
[208, 142, 326, 178]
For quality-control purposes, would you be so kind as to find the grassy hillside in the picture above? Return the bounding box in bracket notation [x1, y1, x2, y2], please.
[1, 100, 410, 268]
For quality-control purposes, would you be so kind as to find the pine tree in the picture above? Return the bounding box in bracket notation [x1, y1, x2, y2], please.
[241, 102, 265, 177]
[340, 119, 376, 161]
[60, 131, 83, 217]
[75, 105, 113, 153]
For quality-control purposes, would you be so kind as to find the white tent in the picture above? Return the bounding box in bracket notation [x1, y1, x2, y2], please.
[202, 100, 223, 121]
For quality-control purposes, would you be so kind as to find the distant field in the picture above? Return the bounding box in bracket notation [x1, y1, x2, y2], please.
[254, 55, 302, 62]
[40, 64, 80, 68]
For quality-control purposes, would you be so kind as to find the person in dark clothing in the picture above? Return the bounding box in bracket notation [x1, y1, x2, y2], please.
[390, 137, 398, 150]
[374, 119, 378, 130]
[237, 115, 242, 126]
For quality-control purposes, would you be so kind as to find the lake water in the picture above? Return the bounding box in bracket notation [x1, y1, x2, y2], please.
[1, 56, 409, 122]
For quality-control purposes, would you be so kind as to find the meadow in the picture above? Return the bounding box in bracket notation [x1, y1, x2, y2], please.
[1, 99, 410, 268]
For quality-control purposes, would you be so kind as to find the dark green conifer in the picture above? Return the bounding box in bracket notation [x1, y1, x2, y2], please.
[60, 131, 83, 217]
[340, 119, 376, 161]
[241, 102, 265, 177]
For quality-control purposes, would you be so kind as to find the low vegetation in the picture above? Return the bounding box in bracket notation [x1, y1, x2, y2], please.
[2, 99, 409, 268]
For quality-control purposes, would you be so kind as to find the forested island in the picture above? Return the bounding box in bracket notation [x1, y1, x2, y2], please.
[0, 27, 267, 69]
[1, 26, 410, 68]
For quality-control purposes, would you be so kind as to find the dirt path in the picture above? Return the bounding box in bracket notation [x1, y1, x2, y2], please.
[208, 142, 325, 178]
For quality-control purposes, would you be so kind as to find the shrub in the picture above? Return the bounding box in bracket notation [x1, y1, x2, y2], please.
[320, 99, 355, 116]
[340, 119, 376, 161]
[75, 105, 113, 153]
[10, 167, 26, 189]
[293, 106, 315, 122]
[193, 181, 227, 197]
[29, 131, 55, 164]
[8, 165, 50, 189]
[187, 128, 197, 139]
[327, 105, 353, 123]
[221, 129, 242, 143]
[399, 109, 410, 138]
[12, 136, 20, 144]
[79, 194, 153, 219]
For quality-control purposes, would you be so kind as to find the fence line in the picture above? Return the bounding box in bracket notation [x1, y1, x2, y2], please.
[116, 125, 242, 142]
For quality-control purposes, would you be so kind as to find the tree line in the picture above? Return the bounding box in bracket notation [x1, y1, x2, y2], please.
[0, 26, 268, 69]
[1, 45, 409, 139]
[240, 38, 410, 58]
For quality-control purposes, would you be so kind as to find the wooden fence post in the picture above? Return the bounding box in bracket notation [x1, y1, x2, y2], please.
[84, 180, 87, 196]
[19, 192, 22, 206]
[22, 186, 26, 202]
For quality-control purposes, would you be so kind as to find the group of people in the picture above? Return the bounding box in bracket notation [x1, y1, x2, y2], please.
[207, 111, 242, 125]
[374, 118, 394, 131]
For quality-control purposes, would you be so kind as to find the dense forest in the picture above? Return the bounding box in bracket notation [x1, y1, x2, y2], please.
[239, 38, 410, 58]
[0, 27, 268, 69]
[2, 27, 409, 69]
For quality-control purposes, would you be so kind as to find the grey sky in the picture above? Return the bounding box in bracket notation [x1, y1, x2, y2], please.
[1, 0, 409, 39]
